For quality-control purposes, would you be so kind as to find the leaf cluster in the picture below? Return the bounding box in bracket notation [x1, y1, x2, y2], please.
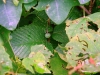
[1, 0, 100, 75]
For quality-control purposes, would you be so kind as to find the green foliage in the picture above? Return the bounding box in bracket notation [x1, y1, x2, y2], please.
[36, 0, 79, 24]
[52, 24, 69, 43]
[22, 45, 52, 74]
[10, 19, 53, 58]
[1, 0, 100, 75]
[0, 0, 22, 30]
[0, 45, 12, 75]
[23, 0, 34, 3]
[22, 58, 34, 73]
[0, 26, 15, 58]
[45, 0, 79, 24]
[50, 53, 67, 75]
[24, 0, 37, 11]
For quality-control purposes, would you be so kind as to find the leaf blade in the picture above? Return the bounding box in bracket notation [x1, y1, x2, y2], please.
[45, 0, 79, 24]
[0, 0, 22, 30]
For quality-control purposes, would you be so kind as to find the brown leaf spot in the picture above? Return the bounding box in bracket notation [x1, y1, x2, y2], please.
[46, 4, 50, 10]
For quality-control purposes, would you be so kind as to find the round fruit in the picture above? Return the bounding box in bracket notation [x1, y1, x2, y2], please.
[45, 33, 51, 38]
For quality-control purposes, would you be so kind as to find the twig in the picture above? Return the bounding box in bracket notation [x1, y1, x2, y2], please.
[79, 6, 91, 15]
[89, 0, 95, 13]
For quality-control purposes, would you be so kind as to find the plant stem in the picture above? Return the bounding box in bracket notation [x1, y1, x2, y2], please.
[80, 6, 91, 15]
[89, 0, 95, 13]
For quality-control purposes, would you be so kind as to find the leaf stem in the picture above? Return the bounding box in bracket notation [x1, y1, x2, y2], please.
[79, 6, 91, 15]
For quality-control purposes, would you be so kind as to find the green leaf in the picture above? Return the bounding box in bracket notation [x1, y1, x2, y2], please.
[45, 0, 79, 24]
[55, 44, 67, 62]
[23, 0, 34, 3]
[50, 53, 67, 75]
[22, 58, 35, 73]
[10, 18, 53, 58]
[0, 45, 12, 75]
[44, 42, 53, 53]
[0, 0, 22, 30]
[52, 24, 69, 43]
[32, 11, 49, 24]
[0, 26, 15, 59]
[24, 0, 37, 11]
[67, 7, 82, 20]
[78, 0, 90, 4]
[10, 23, 46, 58]
[35, 0, 51, 11]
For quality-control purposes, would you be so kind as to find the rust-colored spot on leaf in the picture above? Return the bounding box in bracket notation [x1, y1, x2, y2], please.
[68, 47, 73, 50]
[46, 4, 50, 10]
[89, 57, 96, 66]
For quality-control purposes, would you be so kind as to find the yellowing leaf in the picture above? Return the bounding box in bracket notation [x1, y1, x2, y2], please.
[3, 0, 6, 4]
[22, 51, 50, 74]
[0, 45, 12, 75]
[13, 0, 19, 6]
[22, 58, 35, 73]
[65, 32, 100, 73]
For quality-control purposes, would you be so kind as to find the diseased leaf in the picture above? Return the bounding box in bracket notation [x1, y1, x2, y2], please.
[88, 12, 100, 28]
[0, 45, 12, 75]
[65, 18, 90, 39]
[31, 52, 50, 74]
[0, 26, 15, 59]
[22, 51, 51, 74]
[65, 32, 100, 73]
[30, 45, 52, 73]
[65, 12, 100, 39]
[30, 44, 53, 61]
[0, 0, 22, 30]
